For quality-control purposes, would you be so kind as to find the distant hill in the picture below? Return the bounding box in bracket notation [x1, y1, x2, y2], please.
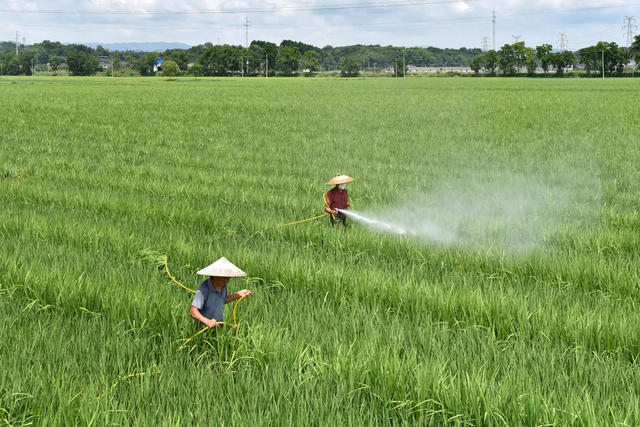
[84, 42, 191, 52]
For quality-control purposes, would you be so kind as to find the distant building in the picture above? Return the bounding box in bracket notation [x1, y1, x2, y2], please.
[154, 57, 164, 72]
[407, 65, 472, 73]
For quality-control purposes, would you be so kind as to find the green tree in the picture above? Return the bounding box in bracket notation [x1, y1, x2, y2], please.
[484, 50, 498, 74]
[277, 46, 301, 76]
[66, 50, 99, 76]
[49, 55, 61, 75]
[578, 46, 599, 76]
[497, 44, 515, 75]
[250, 41, 278, 75]
[340, 55, 360, 77]
[112, 51, 121, 74]
[244, 49, 261, 75]
[535, 44, 553, 75]
[524, 48, 537, 76]
[303, 50, 320, 75]
[264, 43, 278, 75]
[198, 45, 241, 76]
[162, 60, 179, 76]
[188, 64, 203, 76]
[631, 34, 640, 65]
[392, 57, 406, 77]
[594, 41, 629, 75]
[512, 41, 527, 75]
[1, 53, 20, 75]
[18, 53, 34, 75]
[165, 50, 188, 71]
[134, 53, 157, 76]
[549, 50, 575, 76]
[470, 54, 483, 74]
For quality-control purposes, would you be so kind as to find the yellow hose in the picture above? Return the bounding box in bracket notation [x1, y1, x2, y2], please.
[164, 259, 196, 294]
[166, 192, 338, 349]
[178, 295, 246, 350]
[323, 191, 337, 221]
[278, 213, 328, 227]
[96, 371, 160, 401]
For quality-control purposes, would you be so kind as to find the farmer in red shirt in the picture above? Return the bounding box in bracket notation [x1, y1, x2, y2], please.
[324, 173, 353, 227]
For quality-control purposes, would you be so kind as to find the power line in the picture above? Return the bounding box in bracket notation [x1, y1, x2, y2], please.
[0, 0, 481, 15]
[2, 1, 638, 18]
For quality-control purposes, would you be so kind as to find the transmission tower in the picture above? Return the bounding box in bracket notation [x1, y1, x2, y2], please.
[558, 33, 568, 51]
[512, 35, 521, 43]
[481, 37, 489, 52]
[623, 16, 637, 47]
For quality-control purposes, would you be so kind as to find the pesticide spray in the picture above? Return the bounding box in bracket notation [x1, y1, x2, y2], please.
[337, 168, 601, 251]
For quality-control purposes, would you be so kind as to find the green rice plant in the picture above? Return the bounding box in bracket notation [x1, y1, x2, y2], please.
[1, 76, 640, 425]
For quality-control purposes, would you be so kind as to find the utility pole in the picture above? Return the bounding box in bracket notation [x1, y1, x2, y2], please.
[558, 33, 568, 51]
[265, 53, 268, 79]
[245, 16, 250, 49]
[16, 31, 19, 55]
[492, 10, 496, 50]
[623, 16, 637, 48]
[402, 52, 405, 77]
[481, 37, 489, 52]
[242, 16, 250, 78]
[602, 48, 605, 79]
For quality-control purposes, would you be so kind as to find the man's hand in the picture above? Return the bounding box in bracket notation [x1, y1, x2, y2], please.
[204, 318, 219, 328]
[331, 209, 339, 215]
[237, 289, 252, 298]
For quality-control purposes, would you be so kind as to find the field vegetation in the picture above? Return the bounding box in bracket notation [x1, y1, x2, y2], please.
[1, 76, 640, 425]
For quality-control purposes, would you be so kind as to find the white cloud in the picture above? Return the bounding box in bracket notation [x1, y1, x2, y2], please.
[1, 0, 636, 48]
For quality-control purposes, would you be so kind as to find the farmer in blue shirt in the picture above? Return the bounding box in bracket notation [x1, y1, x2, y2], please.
[190, 257, 252, 328]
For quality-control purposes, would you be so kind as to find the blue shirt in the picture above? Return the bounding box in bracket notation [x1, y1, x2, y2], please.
[191, 279, 227, 322]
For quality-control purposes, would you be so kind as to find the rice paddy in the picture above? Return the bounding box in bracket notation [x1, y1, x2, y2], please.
[1, 76, 640, 425]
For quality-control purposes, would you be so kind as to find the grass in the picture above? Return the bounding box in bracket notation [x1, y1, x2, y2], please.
[1, 76, 640, 425]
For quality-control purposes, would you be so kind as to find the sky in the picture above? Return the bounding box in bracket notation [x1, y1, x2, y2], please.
[1, 0, 638, 50]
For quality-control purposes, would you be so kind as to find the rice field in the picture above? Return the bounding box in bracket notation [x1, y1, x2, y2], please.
[1, 76, 640, 425]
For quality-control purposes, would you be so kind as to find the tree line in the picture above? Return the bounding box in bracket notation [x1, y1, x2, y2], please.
[0, 39, 480, 76]
[470, 36, 640, 77]
[2, 37, 638, 77]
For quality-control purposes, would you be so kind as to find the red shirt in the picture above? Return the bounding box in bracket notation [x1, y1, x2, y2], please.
[325, 187, 349, 210]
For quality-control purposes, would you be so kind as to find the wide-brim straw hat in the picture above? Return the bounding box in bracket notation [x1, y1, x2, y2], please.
[326, 173, 354, 186]
[197, 257, 247, 277]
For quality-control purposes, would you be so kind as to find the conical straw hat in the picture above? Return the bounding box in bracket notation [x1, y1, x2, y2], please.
[197, 257, 247, 277]
[326, 173, 354, 186]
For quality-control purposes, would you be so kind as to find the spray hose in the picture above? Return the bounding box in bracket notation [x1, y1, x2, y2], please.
[323, 192, 336, 221]
[102, 194, 345, 399]
[161, 261, 246, 349]
[96, 372, 160, 401]
[179, 295, 246, 351]
[165, 193, 352, 345]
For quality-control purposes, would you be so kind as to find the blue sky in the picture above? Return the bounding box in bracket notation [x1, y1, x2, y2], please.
[1, 1, 638, 49]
